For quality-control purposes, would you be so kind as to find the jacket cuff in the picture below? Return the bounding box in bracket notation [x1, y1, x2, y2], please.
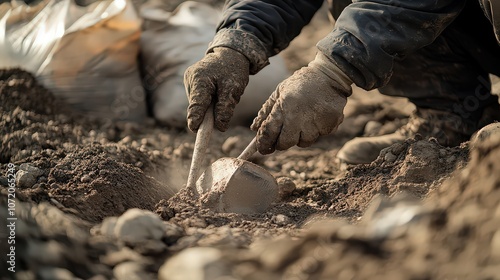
[208, 29, 270, 75]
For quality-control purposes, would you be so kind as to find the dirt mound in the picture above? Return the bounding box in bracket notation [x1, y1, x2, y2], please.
[43, 144, 175, 222]
[1, 69, 175, 222]
[155, 137, 467, 245]
[0, 69, 58, 115]
[201, 136, 499, 280]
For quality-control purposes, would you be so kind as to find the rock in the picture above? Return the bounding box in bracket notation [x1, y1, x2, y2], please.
[134, 239, 167, 255]
[101, 247, 145, 267]
[19, 163, 44, 177]
[384, 152, 397, 163]
[197, 226, 250, 248]
[277, 177, 296, 199]
[173, 234, 204, 250]
[114, 209, 166, 244]
[158, 247, 231, 280]
[272, 214, 291, 226]
[16, 170, 37, 188]
[114, 262, 153, 280]
[391, 143, 405, 155]
[470, 122, 500, 149]
[25, 203, 88, 241]
[80, 174, 92, 183]
[96, 217, 118, 237]
[164, 222, 185, 245]
[37, 267, 77, 280]
[27, 241, 67, 266]
[187, 218, 207, 228]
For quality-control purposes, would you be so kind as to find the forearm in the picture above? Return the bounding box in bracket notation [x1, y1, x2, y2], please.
[209, 0, 324, 74]
[318, 0, 467, 90]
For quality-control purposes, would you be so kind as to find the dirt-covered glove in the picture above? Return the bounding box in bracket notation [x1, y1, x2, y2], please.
[251, 52, 353, 154]
[184, 47, 250, 132]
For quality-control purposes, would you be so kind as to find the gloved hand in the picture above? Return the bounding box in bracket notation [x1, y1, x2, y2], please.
[184, 47, 250, 132]
[251, 52, 352, 154]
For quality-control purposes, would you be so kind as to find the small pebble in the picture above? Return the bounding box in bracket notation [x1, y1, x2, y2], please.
[188, 218, 207, 228]
[114, 262, 152, 280]
[277, 177, 296, 199]
[19, 163, 44, 177]
[16, 170, 37, 188]
[121, 136, 132, 144]
[164, 222, 185, 244]
[384, 152, 397, 163]
[391, 143, 405, 155]
[114, 209, 166, 244]
[80, 175, 92, 183]
[96, 217, 118, 237]
[272, 214, 291, 226]
[158, 247, 229, 280]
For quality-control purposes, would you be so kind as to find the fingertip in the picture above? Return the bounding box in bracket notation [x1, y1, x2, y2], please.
[250, 117, 260, 131]
[187, 116, 201, 132]
[214, 104, 234, 132]
[215, 118, 229, 132]
[256, 136, 275, 155]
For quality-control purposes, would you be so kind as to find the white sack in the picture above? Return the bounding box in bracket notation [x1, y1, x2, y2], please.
[140, 1, 289, 128]
[0, 0, 147, 121]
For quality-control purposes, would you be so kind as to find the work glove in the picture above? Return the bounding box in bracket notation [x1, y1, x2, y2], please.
[251, 52, 352, 154]
[184, 47, 250, 132]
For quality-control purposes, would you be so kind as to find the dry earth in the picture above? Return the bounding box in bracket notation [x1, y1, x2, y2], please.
[1, 2, 500, 280]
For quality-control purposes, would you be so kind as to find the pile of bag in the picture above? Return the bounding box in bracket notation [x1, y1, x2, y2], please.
[0, 0, 147, 122]
[0, 0, 289, 126]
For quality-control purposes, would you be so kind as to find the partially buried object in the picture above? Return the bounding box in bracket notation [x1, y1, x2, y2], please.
[197, 138, 278, 214]
[185, 107, 278, 214]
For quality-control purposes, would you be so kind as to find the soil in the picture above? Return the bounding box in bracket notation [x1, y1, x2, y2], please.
[1, 2, 500, 280]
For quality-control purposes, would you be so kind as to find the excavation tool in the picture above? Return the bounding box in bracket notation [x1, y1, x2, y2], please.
[186, 106, 278, 214]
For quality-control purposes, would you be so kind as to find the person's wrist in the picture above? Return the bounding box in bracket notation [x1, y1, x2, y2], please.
[213, 47, 250, 68]
[308, 52, 352, 95]
[208, 29, 269, 74]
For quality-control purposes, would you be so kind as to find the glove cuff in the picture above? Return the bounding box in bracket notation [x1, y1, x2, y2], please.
[309, 52, 353, 95]
[208, 29, 270, 75]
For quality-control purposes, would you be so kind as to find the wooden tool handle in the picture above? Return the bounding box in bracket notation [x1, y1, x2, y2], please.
[186, 105, 214, 194]
[237, 137, 258, 160]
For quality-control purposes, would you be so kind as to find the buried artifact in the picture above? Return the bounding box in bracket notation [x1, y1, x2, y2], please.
[185, 106, 278, 214]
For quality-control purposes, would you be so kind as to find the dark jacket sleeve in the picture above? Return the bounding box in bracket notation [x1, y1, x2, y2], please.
[208, 0, 324, 74]
[318, 0, 467, 90]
